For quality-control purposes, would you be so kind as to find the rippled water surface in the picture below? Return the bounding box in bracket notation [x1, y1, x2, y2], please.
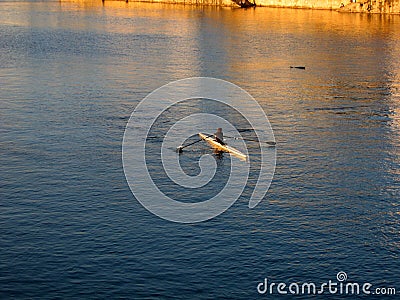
[1, 1, 399, 298]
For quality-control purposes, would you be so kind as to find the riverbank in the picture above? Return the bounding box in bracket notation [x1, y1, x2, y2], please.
[103, 0, 400, 13]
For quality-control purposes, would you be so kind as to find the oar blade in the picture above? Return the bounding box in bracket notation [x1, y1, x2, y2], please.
[176, 146, 183, 153]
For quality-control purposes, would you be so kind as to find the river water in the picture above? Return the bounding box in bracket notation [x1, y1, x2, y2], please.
[1, 1, 399, 298]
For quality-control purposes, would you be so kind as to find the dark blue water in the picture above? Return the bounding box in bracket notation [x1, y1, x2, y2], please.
[1, 1, 399, 298]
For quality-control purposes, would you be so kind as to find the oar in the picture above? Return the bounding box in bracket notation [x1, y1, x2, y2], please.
[176, 134, 214, 153]
[224, 135, 276, 146]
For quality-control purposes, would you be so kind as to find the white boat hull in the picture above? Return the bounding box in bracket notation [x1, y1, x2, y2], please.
[199, 133, 247, 160]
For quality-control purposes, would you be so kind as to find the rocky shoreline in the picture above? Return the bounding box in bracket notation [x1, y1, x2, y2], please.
[106, 0, 400, 13]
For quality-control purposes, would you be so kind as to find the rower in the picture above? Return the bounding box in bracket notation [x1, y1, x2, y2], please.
[214, 128, 225, 145]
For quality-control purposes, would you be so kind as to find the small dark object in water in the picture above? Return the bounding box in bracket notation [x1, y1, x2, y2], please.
[241, 0, 256, 7]
[290, 66, 306, 70]
[233, 0, 256, 8]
